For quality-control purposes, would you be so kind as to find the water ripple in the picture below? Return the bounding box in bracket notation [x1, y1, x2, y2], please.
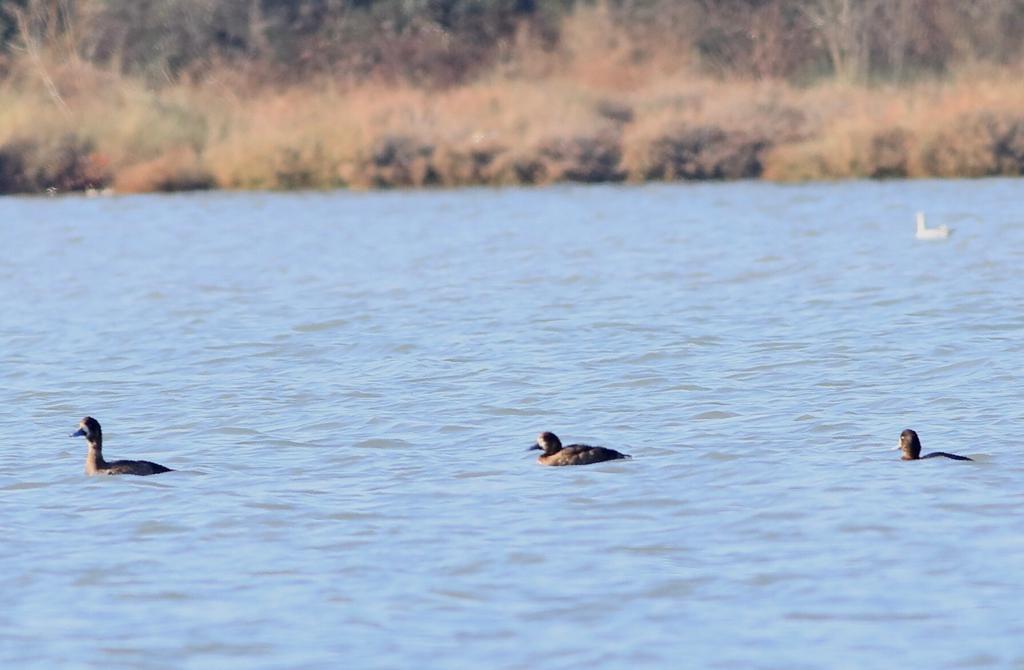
[2, 181, 1023, 669]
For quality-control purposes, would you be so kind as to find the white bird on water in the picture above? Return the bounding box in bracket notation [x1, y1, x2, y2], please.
[915, 211, 951, 240]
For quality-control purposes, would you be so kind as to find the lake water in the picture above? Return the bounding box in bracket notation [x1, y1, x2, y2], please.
[1, 180, 1023, 669]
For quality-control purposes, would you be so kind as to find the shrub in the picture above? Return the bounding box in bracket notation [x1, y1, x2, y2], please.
[0, 134, 110, 194]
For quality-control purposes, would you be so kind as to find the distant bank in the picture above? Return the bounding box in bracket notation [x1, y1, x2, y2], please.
[1, 68, 1022, 195]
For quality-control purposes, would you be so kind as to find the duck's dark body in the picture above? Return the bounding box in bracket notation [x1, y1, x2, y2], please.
[919, 451, 973, 462]
[72, 417, 173, 476]
[899, 429, 972, 462]
[530, 432, 631, 466]
[95, 458, 173, 476]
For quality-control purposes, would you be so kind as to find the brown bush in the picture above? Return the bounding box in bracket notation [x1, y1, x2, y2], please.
[0, 140, 32, 194]
[113, 147, 214, 193]
[760, 142, 832, 181]
[630, 125, 766, 180]
[272, 147, 316, 190]
[748, 101, 811, 144]
[919, 112, 1019, 177]
[535, 134, 625, 183]
[0, 134, 110, 194]
[921, 118, 989, 177]
[433, 142, 508, 186]
[489, 151, 549, 185]
[762, 124, 913, 181]
[992, 118, 1024, 175]
[868, 128, 912, 178]
[353, 135, 438, 188]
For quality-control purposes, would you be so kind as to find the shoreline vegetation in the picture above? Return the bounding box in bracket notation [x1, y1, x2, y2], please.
[2, 1, 1024, 195]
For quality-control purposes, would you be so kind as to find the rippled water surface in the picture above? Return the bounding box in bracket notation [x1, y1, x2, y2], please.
[2, 181, 1024, 668]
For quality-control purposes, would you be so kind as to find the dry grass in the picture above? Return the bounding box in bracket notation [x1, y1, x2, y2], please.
[2, 33, 1024, 193]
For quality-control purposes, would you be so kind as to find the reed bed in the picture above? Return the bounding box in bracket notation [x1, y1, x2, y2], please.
[2, 57, 1023, 194]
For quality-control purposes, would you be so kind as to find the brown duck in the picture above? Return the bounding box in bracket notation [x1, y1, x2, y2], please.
[71, 416, 173, 476]
[898, 429, 972, 461]
[529, 431, 631, 466]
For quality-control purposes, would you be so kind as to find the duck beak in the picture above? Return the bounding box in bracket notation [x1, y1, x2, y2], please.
[528, 444, 541, 451]
[70, 428, 86, 437]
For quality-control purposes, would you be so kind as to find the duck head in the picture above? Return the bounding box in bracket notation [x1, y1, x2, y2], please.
[898, 428, 921, 460]
[529, 431, 563, 455]
[71, 416, 102, 444]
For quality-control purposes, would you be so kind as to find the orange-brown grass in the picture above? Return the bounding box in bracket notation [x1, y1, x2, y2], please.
[2, 49, 1024, 194]
[762, 74, 1024, 180]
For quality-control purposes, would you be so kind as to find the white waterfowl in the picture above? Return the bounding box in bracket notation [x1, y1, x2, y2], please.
[915, 212, 951, 240]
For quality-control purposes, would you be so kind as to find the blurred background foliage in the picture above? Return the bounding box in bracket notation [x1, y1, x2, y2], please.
[2, 1, 1024, 193]
[3, 0, 1024, 87]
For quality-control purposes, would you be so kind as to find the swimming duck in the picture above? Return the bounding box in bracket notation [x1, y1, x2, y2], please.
[529, 431, 631, 466]
[898, 428, 972, 461]
[70, 416, 173, 476]
[915, 212, 951, 240]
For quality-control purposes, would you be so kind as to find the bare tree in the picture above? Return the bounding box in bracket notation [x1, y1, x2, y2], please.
[874, 0, 918, 80]
[6, 0, 70, 114]
[799, 0, 880, 81]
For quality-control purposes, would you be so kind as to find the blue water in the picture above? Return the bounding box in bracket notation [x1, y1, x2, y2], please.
[2, 180, 1023, 669]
